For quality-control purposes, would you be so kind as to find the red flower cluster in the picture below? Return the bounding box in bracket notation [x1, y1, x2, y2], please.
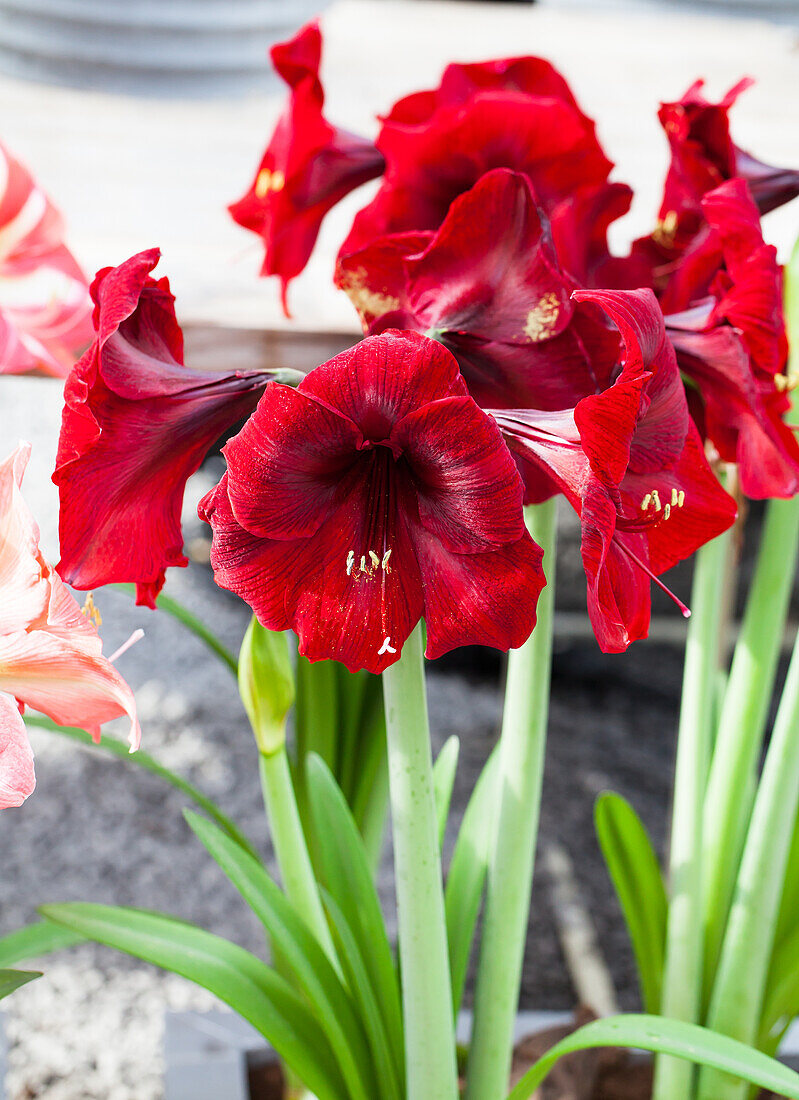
[200, 332, 545, 673]
[49, 30, 799, 670]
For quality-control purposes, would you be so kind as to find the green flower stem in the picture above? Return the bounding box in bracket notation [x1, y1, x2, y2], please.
[258, 746, 337, 966]
[382, 622, 458, 1100]
[465, 498, 557, 1100]
[697, 625, 799, 1100]
[113, 584, 238, 675]
[652, 526, 732, 1100]
[701, 494, 799, 994]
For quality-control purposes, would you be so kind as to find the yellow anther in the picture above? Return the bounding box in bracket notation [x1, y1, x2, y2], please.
[359, 555, 366, 574]
[254, 168, 272, 198]
[671, 488, 679, 507]
[346, 550, 355, 576]
[678, 490, 685, 507]
[775, 373, 798, 393]
[270, 169, 285, 191]
[641, 493, 652, 511]
[81, 591, 102, 628]
[381, 549, 392, 570]
[651, 489, 662, 512]
[664, 503, 671, 521]
[369, 551, 380, 569]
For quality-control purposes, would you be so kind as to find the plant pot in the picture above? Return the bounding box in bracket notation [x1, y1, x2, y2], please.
[163, 1008, 799, 1100]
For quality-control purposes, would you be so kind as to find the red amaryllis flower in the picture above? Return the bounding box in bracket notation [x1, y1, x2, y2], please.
[53, 249, 279, 608]
[199, 330, 545, 674]
[663, 180, 799, 498]
[228, 20, 384, 315]
[336, 169, 620, 411]
[0, 142, 92, 377]
[339, 55, 617, 263]
[1, 442, 140, 805]
[648, 79, 799, 258]
[492, 289, 737, 651]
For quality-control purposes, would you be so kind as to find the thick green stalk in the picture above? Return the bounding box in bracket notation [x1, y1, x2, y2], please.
[258, 747, 337, 965]
[465, 499, 557, 1100]
[652, 527, 731, 1100]
[382, 623, 458, 1100]
[697, 628, 799, 1100]
[701, 495, 799, 995]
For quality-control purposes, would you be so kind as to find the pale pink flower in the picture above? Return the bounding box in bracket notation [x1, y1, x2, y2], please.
[0, 442, 140, 808]
[0, 143, 92, 378]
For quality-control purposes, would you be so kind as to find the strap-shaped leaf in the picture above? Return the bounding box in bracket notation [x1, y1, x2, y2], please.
[27, 716, 259, 861]
[595, 792, 667, 1013]
[185, 811, 376, 1100]
[38, 903, 347, 1100]
[433, 736, 460, 850]
[0, 921, 85, 967]
[445, 747, 499, 1016]
[760, 923, 799, 1052]
[506, 1014, 799, 1100]
[0, 968, 41, 999]
[322, 888, 404, 1100]
[306, 754, 404, 1079]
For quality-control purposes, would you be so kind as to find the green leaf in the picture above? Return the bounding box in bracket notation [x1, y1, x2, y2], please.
[445, 746, 499, 1017]
[238, 619, 295, 755]
[184, 810, 376, 1100]
[0, 969, 41, 999]
[595, 792, 667, 1013]
[0, 921, 85, 967]
[305, 754, 404, 1082]
[39, 903, 348, 1100]
[507, 1014, 799, 1100]
[760, 923, 799, 1051]
[26, 715, 260, 863]
[433, 736, 460, 850]
[322, 888, 404, 1100]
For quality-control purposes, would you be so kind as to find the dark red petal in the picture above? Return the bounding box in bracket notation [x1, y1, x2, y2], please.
[202, 469, 425, 675]
[298, 331, 467, 438]
[622, 423, 737, 576]
[392, 395, 525, 553]
[223, 382, 362, 541]
[668, 321, 799, 499]
[405, 169, 575, 344]
[415, 529, 544, 659]
[54, 253, 270, 606]
[342, 91, 612, 254]
[229, 21, 383, 310]
[575, 288, 689, 473]
[335, 231, 430, 330]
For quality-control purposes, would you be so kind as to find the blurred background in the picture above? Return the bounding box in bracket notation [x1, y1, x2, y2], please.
[1, 0, 798, 1096]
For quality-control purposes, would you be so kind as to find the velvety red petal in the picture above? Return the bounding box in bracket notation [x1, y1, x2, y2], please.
[229, 21, 383, 310]
[224, 383, 362, 541]
[575, 288, 688, 473]
[392, 395, 526, 553]
[668, 320, 799, 499]
[201, 470, 425, 675]
[415, 528, 544, 659]
[342, 91, 612, 255]
[334, 231, 429, 329]
[297, 330, 467, 438]
[54, 252, 271, 606]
